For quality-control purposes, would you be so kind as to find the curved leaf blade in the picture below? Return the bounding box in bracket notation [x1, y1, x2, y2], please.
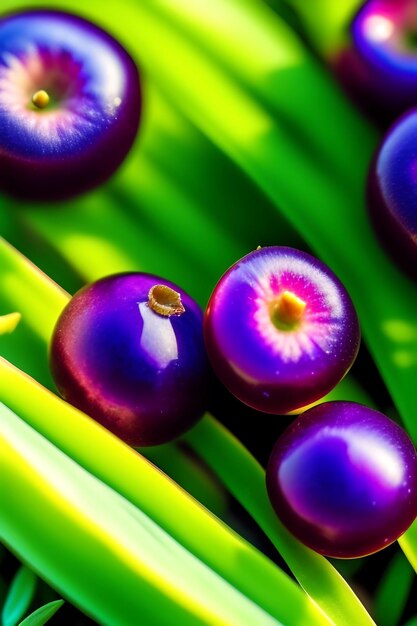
[17, 600, 64, 626]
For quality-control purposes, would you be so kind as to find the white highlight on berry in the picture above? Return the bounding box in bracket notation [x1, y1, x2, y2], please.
[363, 15, 394, 43]
[138, 302, 178, 369]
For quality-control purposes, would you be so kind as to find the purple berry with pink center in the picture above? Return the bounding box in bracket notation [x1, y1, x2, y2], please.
[204, 247, 360, 414]
[266, 401, 417, 558]
[50, 274, 209, 447]
[367, 109, 417, 279]
[335, 0, 417, 122]
[0, 10, 141, 201]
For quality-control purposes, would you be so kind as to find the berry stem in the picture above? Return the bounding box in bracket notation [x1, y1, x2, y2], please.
[148, 284, 185, 316]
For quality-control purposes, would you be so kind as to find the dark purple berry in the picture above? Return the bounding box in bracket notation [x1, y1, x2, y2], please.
[367, 109, 417, 278]
[50, 274, 209, 446]
[204, 247, 360, 414]
[266, 401, 417, 558]
[0, 10, 141, 201]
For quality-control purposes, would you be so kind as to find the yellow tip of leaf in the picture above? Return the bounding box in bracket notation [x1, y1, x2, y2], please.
[0, 312, 22, 335]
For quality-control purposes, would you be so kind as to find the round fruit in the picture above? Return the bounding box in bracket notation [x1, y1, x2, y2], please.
[50, 274, 209, 446]
[367, 109, 417, 278]
[335, 0, 417, 122]
[204, 246, 360, 414]
[0, 10, 141, 201]
[266, 401, 417, 558]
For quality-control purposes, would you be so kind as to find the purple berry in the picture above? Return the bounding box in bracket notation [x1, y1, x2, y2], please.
[0, 10, 141, 201]
[335, 0, 417, 122]
[266, 401, 417, 558]
[204, 247, 360, 414]
[50, 274, 209, 446]
[367, 109, 417, 278]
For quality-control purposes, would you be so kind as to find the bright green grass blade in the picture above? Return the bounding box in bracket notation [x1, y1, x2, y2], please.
[283, 0, 363, 55]
[0, 314, 21, 336]
[374, 551, 414, 626]
[404, 618, 417, 626]
[124, 85, 302, 253]
[0, 238, 68, 388]
[17, 192, 211, 303]
[0, 403, 286, 626]
[0, 358, 328, 626]
[1, 566, 37, 626]
[17, 600, 64, 626]
[141, 443, 228, 519]
[185, 415, 376, 626]
[0, 239, 69, 342]
[144, 0, 376, 192]
[399, 521, 417, 574]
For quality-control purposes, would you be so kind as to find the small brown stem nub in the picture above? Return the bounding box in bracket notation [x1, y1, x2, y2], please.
[270, 291, 306, 329]
[32, 90, 50, 110]
[148, 284, 185, 317]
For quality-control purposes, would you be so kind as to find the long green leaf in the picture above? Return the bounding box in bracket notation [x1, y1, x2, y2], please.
[0, 403, 285, 626]
[18, 600, 64, 626]
[283, 0, 363, 55]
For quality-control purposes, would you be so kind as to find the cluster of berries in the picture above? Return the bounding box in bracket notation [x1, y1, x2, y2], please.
[50, 246, 417, 560]
[1, 7, 416, 563]
[336, 0, 417, 278]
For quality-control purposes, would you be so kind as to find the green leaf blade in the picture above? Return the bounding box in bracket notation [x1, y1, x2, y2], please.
[17, 600, 64, 626]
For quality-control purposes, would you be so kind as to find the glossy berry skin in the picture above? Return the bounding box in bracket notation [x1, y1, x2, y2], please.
[50, 273, 209, 447]
[204, 247, 360, 414]
[336, 1, 417, 122]
[0, 10, 141, 201]
[367, 109, 417, 279]
[267, 401, 417, 558]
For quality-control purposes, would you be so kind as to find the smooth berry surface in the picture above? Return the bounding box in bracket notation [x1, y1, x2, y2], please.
[0, 10, 141, 201]
[336, 0, 417, 121]
[367, 109, 417, 278]
[266, 401, 417, 558]
[50, 274, 209, 447]
[204, 247, 360, 414]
